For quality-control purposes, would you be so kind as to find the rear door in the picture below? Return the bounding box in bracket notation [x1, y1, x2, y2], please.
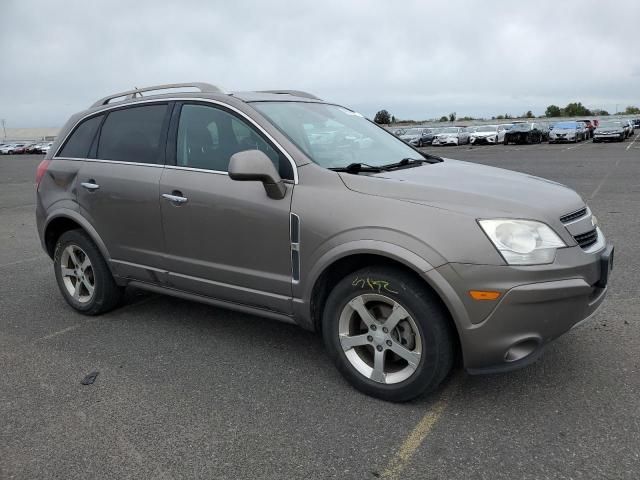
[159, 101, 295, 314]
[76, 102, 171, 282]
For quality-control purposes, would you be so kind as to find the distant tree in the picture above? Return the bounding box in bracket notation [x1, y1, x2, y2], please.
[439, 115, 448, 122]
[495, 114, 505, 120]
[592, 109, 609, 116]
[545, 105, 562, 117]
[448, 112, 456, 122]
[624, 106, 640, 115]
[374, 110, 391, 124]
[391, 115, 396, 123]
[504, 113, 513, 119]
[525, 110, 534, 118]
[563, 102, 591, 117]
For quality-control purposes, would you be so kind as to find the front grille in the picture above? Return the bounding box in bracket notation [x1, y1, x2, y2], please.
[574, 229, 598, 249]
[560, 207, 587, 224]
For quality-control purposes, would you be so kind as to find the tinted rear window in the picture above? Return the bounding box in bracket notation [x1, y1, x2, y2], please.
[58, 115, 103, 158]
[97, 104, 168, 164]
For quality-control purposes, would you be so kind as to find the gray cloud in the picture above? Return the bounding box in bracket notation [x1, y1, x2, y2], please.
[1, 0, 638, 127]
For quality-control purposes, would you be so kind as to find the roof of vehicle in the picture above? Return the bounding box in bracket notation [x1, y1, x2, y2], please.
[89, 82, 324, 110]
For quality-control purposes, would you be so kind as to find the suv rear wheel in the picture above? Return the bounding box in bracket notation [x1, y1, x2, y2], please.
[53, 230, 123, 315]
[322, 267, 454, 402]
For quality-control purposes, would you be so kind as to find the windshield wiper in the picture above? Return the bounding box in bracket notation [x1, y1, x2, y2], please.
[328, 163, 385, 174]
[379, 158, 429, 170]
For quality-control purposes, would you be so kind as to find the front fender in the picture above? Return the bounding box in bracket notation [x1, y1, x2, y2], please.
[293, 238, 446, 330]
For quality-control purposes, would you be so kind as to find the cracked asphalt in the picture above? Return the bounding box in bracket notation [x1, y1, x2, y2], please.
[1, 140, 639, 479]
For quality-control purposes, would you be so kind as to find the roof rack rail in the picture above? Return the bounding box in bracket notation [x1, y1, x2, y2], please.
[91, 82, 225, 108]
[257, 90, 322, 101]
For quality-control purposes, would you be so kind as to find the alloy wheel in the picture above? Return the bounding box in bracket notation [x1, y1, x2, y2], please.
[60, 244, 95, 304]
[338, 294, 422, 384]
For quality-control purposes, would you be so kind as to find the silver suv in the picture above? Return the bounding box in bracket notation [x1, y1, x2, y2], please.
[36, 83, 614, 401]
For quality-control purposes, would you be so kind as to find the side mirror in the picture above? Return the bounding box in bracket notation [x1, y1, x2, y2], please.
[228, 150, 287, 200]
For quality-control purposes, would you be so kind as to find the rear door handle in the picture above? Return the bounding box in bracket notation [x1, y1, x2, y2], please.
[81, 181, 100, 191]
[162, 192, 188, 204]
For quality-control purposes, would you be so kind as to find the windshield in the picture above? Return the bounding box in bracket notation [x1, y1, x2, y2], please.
[252, 102, 425, 168]
[476, 125, 497, 132]
[510, 123, 532, 131]
[440, 127, 460, 134]
[599, 121, 622, 128]
[555, 122, 577, 129]
[404, 127, 428, 135]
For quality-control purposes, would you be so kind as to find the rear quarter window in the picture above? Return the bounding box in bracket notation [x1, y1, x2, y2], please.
[58, 115, 103, 158]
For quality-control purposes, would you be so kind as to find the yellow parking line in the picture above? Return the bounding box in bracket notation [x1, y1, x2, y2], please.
[380, 375, 463, 479]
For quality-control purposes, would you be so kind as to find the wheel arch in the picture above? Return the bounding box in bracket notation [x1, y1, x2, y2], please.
[44, 210, 112, 269]
[302, 248, 462, 362]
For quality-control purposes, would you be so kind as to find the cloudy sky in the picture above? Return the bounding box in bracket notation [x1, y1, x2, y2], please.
[1, 0, 638, 127]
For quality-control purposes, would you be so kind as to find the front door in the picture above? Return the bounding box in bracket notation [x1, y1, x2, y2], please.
[159, 102, 295, 314]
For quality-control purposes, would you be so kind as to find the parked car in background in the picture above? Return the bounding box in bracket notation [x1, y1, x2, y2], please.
[621, 121, 631, 138]
[633, 118, 640, 129]
[578, 120, 595, 139]
[392, 128, 406, 137]
[40, 142, 54, 154]
[1, 143, 27, 154]
[469, 125, 500, 145]
[626, 119, 635, 137]
[592, 120, 626, 142]
[399, 127, 436, 147]
[25, 143, 41, 154]
[432, 126, 470, 146]
[549, 121, 583, 143]
[503, 123, 544, 144]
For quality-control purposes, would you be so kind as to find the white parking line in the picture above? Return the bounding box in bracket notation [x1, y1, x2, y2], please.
[626, 133, 639, 151]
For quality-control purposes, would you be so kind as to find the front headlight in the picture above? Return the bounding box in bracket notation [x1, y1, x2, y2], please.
[478, 219, 566, 265]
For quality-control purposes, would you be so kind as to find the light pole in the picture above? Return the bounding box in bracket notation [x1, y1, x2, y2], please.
[1, 119, 5, 141]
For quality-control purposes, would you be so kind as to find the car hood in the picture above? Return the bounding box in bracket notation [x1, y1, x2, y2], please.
[339, 159, 584, 219]
[437, 133, 458, 137]
[400, 135, 420, 141]
[472, 131, 497, 137]
[596, 128, 622, 133]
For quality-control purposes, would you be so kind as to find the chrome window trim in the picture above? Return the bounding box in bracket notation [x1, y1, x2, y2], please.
[165, 165, 228, 176]
[53, 97, 299, 184]
[53, 157, 165, 168]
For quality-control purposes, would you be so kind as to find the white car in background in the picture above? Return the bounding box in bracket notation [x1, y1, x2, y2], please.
[470, 125, 502, 145]
[432, 126, 470, 146]
[40, 142, 53, 154]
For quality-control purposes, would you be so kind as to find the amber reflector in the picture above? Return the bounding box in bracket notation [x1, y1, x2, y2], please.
[469, 290, 501, 301]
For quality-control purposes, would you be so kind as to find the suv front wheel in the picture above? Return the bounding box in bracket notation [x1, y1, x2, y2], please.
[53, 230, 123, 315]
[322, 267, 454, 402]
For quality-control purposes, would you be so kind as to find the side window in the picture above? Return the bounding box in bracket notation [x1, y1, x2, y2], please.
[176, 104, 293, 179]
[58, 115, 103, 158]
[97, 104, 168, 164]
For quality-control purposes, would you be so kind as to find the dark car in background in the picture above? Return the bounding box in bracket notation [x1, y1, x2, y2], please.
[633, 118, 640, 129]
[503, 122, 545, 144]
[593, 120, 626, 142]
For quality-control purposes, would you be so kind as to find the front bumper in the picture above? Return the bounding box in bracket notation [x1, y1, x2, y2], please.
[594, 133, 624, 141]
[427, 242, 613, 374]
[432, 137, 459, 146]
[470, 136, 497, 145]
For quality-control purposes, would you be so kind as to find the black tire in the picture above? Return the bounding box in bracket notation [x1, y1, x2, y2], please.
[418, 140, 423, 148]
[53, 229, 123, 315]
[322, 266, 454, 402]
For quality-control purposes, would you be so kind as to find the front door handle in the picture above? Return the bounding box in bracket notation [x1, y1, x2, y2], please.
[81, 180, 100, 191]
[162, 192, 188, 204]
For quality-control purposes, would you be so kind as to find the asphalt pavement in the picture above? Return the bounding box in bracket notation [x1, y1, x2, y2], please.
[1, 137, 639, 479]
